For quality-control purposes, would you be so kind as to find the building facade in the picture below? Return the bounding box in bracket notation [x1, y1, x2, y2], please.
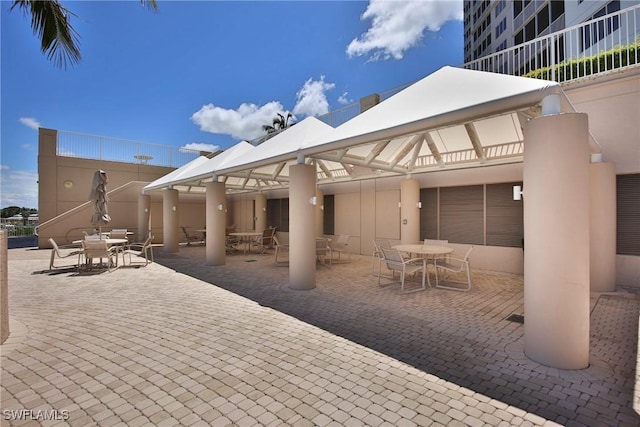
[464, 0, 640, 63]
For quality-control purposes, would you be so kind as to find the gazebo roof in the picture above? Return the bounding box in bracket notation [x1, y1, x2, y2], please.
[147, 66, 572, 194]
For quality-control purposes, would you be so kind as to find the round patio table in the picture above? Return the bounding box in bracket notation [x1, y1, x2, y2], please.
[229, 232, 262, 254]
[392, 244, 454, 287]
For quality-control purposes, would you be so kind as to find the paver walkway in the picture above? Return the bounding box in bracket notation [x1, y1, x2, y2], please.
[1, 246, 639, 426]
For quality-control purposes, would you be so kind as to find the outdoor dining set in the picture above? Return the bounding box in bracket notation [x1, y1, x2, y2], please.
[48, 229, 154, 272]
[373, 239, 474, 293]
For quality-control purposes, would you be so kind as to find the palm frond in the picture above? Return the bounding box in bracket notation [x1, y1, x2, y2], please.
[11, 0, 81, 69]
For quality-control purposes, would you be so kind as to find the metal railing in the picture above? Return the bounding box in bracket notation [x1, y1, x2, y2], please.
[56, 130, 203, 168]
[463, 4, 640, 83]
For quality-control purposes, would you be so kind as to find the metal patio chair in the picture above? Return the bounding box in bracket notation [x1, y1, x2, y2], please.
[378, 247, 426, 293]
[48, 238, 84, 271]
[434, 246, 474, 292]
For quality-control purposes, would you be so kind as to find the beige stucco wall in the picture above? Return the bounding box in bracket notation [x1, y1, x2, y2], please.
[564, 68, 640, 287]
[563, 68, 640, 174]
[37, 128, 207, 248]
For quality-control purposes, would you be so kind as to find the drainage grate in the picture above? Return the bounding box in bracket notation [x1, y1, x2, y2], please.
[505, 314, 524, 324]
[245, 259, 257, 263]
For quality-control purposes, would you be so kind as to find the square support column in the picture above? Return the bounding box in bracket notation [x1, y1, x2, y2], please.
[523, 112, 590, 369]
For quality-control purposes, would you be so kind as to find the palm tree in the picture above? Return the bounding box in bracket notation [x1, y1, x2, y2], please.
[9, 0, 158, 69]
[262, 112, 294, 134]
[258, 112, 295, 145]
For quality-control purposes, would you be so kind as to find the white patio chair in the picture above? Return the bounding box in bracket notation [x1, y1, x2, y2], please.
[316, 237, 332, 267]
[330, 234, 350, 263]
[109, 228, 129, 241]
[122, 234, 154, 266]
[372, 238, 394, 276]
[273, 235, 289, 264]
[48, 238, 84, 270]
[378, 247, 426, 293]
[434, 246, 474, 292]
[423, 238, 450, 263]
[82, 239, 119, 271]
[253, 227, 277, 254]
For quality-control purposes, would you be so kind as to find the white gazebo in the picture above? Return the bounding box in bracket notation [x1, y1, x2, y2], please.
[144, 66, 615, 370]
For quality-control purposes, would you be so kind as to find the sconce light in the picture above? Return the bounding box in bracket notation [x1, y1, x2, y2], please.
[172, 206, 177, 212]
[398, 202, 402, 208]
[513, 185, 523, 201]
[320, 205, 324, 211]
[262, 207, 266, 212]
[309, 196, 317, 206]
[416, 201, 422, 209]
[144, 208, 148, 213]
[217, 203, 224, 211]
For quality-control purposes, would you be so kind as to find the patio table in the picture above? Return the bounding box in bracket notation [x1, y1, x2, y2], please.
[392, 244, 454, 287]
[229, 232, 262, 254]
[73, 238, 130, 267]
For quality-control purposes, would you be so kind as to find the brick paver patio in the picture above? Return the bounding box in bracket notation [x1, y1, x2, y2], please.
[1, 245, 638, 426]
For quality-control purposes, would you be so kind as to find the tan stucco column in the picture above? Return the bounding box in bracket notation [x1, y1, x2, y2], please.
[590, 161, 616, 292]
[523, 112, 590, 369]
[138, 194, 151, 241]
[289, 163, 316, 290]
[315, 188, 324, 237]
[206, 181, 226, 266]
[255, 193, 267, 233]
[162, 188, 179, 253]
[400, 178, 420, 244]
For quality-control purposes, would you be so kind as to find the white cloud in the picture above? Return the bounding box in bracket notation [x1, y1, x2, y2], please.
[191, 101, 286, 141]
[19, 117, 41, 130]
[180, 142, 220, 153]
[338, 92, 353, 105]
[347, 0, 462, 61]
[191, 76, 337, 141]
[292, 76, 335, 117]
[0, 168, 38, 209]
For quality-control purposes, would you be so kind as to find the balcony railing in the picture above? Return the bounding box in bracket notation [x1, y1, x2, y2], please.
[56, 130, 203, 168]
[463, 4, 640, 83]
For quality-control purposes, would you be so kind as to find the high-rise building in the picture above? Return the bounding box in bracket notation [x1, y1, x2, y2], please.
[463, 0, 640, 64]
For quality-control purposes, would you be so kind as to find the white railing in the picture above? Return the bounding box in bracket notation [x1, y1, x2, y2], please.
[464, 4, 640, 83]
[56, 130, 203, 167]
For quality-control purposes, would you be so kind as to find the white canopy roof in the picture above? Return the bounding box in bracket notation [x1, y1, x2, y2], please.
[147, 66, 570, 194]
[144, 141, 254, 193]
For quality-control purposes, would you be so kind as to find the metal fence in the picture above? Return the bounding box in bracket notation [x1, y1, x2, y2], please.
[56, 130, 203, 168]
[463, 4, 640, 82]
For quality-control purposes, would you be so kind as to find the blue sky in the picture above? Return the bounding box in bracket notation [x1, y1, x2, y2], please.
[1, 0, 463, 209]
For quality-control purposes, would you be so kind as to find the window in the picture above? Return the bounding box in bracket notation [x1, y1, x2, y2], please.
[537, 4, 549, 34]
[515, 29, 524, 46]
[266, 198, 289, 232]
[419, 183, 526, 248]
[514, 0, 523, 18]
[551, 0, 565, 23]
[496, 18, 507, 38]
[581, 0, 621, 50]
[525, 18, 536, 42]
[617, 174, 640, 255]
[486, 183, 524, 247]
[495, 0, 506, 16]
[419, 188, 438, 240]
[439, 186, 484, 245]
[323, 195, 334, 236]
